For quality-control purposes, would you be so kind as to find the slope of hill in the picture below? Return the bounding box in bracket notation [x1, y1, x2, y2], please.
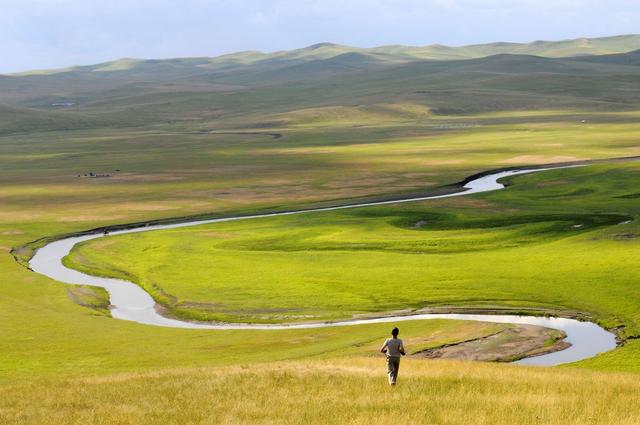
[452, 34, 640, 58]
[2, 37, 640, 133]
[572, 49, 640, 65]
[0, 104, 119, 134]
[9, 34, 640, 80]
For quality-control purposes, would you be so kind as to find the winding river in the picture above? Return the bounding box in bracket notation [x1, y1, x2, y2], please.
[29, 165, 617, 366]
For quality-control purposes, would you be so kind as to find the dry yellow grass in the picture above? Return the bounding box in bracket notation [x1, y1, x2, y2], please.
[2, 358, 639, 425]
[499, 155, 586, 164]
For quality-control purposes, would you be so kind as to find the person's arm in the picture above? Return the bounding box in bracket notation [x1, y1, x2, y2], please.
[380, 340, 388, 354]
[399, 342, 406, 356]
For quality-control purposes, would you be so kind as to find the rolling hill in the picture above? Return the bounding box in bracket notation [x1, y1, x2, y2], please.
[11, 34, 640, 79]
[2, 35, 640, 134]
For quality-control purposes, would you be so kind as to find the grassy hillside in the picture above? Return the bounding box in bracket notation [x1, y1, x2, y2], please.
[11, 34, 640, 78]
[2, 52, 640, 136]
[2, 35, 640, 132]
[0, 104, 127, 134]
[456, 34, 640, 58]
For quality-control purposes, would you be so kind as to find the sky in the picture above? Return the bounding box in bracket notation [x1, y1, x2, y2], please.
[0, 0, 639, 73]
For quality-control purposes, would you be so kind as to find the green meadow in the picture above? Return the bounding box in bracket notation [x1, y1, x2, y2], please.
[3, 38, 640, 423]
[2, 115, 640, 424]
[63, 162, 640, 369]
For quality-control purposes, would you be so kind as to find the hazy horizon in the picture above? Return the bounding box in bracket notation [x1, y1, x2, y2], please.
[1, 0, 639, 74]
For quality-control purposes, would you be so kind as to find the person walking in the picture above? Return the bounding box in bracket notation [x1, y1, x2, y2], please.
[381, 327, 405, 385]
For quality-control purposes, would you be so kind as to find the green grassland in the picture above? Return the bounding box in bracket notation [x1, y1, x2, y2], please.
[62, 162, 640, 366]
[2, 115, 634, 361]
[0, 115, 637, 380]
[2, 39, 640, 424]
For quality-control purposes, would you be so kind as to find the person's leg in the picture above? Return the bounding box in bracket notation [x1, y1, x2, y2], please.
[387, 357, 399, 385]
[392, 357, 400, 384]
[386, 357, 394, 385]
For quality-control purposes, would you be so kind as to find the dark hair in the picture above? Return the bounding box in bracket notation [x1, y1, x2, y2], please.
[391, 327, 399, 337]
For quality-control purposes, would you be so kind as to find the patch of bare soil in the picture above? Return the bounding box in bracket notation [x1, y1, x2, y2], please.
[412, 324, 569, 362]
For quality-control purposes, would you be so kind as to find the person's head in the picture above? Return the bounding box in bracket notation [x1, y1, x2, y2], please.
[391, 327, 399, 338]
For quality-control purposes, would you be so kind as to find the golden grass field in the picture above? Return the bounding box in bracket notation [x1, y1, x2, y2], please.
[3, 358, 640, 425]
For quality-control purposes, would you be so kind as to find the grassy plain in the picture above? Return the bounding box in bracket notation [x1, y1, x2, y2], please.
[66, 164, 640, 327]
[0, 117, 638, 350]
[63, 161, 640, 373]
[4, 115, 640, 234]
[3, 43, 640, 422]
[0, 109, 638, 423]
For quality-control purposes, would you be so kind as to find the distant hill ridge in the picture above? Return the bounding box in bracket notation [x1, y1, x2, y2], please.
[9, 34, 640, 77]
[3, 34, 640, 134]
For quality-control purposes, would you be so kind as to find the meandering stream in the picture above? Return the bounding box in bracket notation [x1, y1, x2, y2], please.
[29, 165, 617, 366]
